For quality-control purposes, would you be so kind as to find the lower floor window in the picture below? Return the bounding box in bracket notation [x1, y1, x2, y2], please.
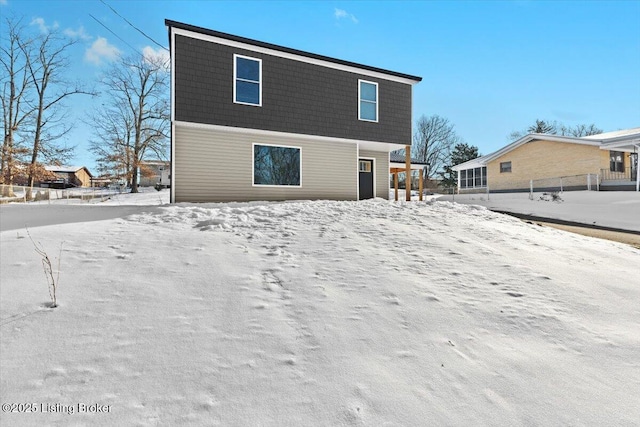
[500, 161, 512, 173]
[610, 151, 624, 172]
[460, 167, 487, 189]
[253, 144, 301, 186]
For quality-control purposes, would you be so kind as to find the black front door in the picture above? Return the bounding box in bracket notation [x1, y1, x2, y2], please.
[358, 159, 374, 200]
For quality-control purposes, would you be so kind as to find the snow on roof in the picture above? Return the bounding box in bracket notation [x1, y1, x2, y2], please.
[44, 165, 93, 177]
[583, 127, 640, 140]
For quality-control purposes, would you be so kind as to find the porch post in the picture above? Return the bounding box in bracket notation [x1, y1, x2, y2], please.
[405, 145, 411, 201]
[394, 172, 399, 201]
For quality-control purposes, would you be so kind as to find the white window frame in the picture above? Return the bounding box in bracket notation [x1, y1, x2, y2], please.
[500, 161, 512, 173]
[234, 54, 262, 107]
[358, 79, 378, 123]
[459, 167, 487, 189]
[252, 142, 302, 188]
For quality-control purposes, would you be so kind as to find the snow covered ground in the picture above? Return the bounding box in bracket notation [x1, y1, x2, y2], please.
[1, 191, 639, 426]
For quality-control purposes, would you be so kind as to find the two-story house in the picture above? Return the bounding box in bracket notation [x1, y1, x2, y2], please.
[165, 20, 421, 203]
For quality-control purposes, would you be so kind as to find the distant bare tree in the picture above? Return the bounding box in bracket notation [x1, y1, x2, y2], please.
[88, 101, 135, 184]
[509, 119, 602, 140]
[563, 123, 602, 137]
[20, 26, 95, 189]
[403, 114, 462, 179]
[0, 17, 35, 194]
[90, 55, 169, 192]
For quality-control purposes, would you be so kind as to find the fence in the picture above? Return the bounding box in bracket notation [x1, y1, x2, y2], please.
[527, 173, 599, 198]
[0, 184, 124, 204]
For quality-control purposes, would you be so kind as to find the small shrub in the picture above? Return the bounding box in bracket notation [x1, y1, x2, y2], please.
[26, 228, 62, 308]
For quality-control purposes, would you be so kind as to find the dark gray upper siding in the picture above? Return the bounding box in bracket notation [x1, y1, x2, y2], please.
[174, 34, 413, 145]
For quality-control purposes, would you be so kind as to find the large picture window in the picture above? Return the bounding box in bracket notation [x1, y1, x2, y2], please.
[359, 80, 378, 122]
[253, 144, 301, 186]
[234, 54, 262, 106]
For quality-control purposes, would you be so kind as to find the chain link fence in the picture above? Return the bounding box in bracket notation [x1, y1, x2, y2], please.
[0, 184, 125, 204]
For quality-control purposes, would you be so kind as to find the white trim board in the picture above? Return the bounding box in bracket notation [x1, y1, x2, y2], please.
[174, 121, 404, 152]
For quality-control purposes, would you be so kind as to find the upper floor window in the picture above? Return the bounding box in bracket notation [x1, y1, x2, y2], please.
[500, 161, 512, 173]
[234, 54, 262, 106]
[359, 80, 378, 122]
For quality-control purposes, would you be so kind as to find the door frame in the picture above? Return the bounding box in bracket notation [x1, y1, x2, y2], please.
[358, 157, 376, 200]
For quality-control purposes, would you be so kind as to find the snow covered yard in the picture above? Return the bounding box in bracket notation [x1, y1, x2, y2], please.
[1, 197, 639, 426]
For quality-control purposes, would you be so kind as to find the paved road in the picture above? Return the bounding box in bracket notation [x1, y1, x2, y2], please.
[0, 204, 159, 232]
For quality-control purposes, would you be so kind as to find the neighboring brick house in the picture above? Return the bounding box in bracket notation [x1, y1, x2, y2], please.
[42, 166, 93, 188]
[452, 128, 640, 192]
[165, 20, 421, 203]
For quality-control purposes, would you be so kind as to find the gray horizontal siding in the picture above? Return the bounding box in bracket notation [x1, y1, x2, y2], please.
[359, 149, 390, 199]
[175, 125, 358, 202]
[174, 35, 412, 145]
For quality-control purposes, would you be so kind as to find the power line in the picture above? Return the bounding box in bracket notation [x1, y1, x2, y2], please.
[89, 13, 140, 55]
[99, 0, 169, 52]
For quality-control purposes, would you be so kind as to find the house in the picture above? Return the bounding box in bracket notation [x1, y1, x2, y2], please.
[139, 160, 171, 188]
[165, 20, 422, 203]
[42, 166, 93, 188]
[452, 128, 640, 193]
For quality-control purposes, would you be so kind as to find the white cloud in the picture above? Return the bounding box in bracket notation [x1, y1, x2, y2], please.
[30, 17, 59, 33]
[64, 26, 91, 41]
[85, 37, 121, 65]
[142, 46, 170, 69]
[334, 8, 358, 24]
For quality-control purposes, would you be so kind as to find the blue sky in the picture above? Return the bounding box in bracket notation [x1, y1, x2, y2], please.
[3, 0, 639, 171]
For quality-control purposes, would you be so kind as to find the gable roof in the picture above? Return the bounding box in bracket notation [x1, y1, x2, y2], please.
[452, 128, 640, 171]
[165, 19, 422, 84]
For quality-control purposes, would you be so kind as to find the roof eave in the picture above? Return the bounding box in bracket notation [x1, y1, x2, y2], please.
[165, 19, 422, 83]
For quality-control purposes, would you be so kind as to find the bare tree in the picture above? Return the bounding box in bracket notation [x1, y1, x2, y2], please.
[563, 123, 602, 137]
[0, 17, 35, 194]
[20, 27, 95, 189]
[90, 55, 169, 192]
[509, 119, 602, 140]
[404, 114, 462, 179]
[88, 101, 135, 184]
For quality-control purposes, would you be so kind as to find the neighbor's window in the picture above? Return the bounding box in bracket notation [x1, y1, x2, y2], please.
[610, 151, 624, 173]
[500, 161, 512, 173]
[234, 54, 262, 106]
[359, 80, 378, 122]
[459, 167, 486, 189]
[253, 144, 301, 186]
